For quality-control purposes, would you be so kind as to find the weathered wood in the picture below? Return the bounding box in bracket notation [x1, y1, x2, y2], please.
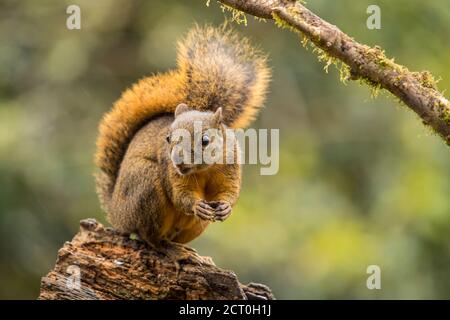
[39, 218, 274, 300]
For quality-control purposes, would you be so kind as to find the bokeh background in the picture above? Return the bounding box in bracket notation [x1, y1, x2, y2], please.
[0, 0, 449, 299]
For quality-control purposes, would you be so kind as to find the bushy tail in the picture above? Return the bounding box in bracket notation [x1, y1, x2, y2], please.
[177, 24, 270, 128]
[95, 25, 270, 207]
[95, 70, 185, 206]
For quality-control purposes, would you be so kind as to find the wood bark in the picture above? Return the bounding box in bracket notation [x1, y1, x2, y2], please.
[39, 218, 274, 300]
[218, 0, 450, 145]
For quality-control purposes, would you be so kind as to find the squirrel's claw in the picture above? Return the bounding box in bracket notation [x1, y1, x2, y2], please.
[193, 201, 215, 221]
[213, 202, 232, 222]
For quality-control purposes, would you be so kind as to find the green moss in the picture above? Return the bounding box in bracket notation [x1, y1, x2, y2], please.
[312, 46, 337, 73]
[364, 46, 406, 77]
[339, 62, 351, 84]
[220, 4, 248, 26]
[273, 12, 341, 76]
[300, 35, 309, 48]
[272, 12, 297, 33]
[368, 81, 382, 98]
[412, 70, 439, 89]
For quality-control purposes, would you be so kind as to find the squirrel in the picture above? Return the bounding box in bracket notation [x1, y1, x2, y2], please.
[95, 24, 270, 245]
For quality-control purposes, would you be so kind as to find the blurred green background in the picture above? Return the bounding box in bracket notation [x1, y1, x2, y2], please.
[0, 0, 449, 299]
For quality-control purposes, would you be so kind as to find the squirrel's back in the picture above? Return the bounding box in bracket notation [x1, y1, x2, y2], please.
[95, 24, 270, 207]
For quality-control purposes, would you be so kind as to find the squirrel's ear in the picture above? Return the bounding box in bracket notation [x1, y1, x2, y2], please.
[214, 107, 223, 124]
[175, 103, 190, 117]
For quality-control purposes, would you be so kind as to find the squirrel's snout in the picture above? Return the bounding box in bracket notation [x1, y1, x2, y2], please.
[170, 147, 199, 175]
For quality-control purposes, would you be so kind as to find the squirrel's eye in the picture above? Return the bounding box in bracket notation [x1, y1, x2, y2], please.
[202, 134, 210, 146]
[166, 134, 171, 143]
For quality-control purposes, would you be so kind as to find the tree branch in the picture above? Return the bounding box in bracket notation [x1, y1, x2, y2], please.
[39, 219, 274, 300]
[218, 0, 450, 145]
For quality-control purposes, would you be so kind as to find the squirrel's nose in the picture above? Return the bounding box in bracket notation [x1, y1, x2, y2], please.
[171, 148, 184, 165]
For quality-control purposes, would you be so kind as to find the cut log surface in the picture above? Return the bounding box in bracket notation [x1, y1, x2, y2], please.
[39, 218, 274, 300]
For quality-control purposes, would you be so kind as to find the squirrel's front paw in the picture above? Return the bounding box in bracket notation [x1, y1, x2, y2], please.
[208, 201, 232, 222]
[193, 200, 215, 221]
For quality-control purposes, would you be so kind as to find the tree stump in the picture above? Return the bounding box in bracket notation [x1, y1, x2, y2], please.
[39, 218, 274, 300]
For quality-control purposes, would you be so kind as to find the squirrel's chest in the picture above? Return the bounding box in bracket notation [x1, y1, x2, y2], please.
[160, 207, 210, 242]
[177, 173, 217, 200]
[160, 175, 214, 241]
